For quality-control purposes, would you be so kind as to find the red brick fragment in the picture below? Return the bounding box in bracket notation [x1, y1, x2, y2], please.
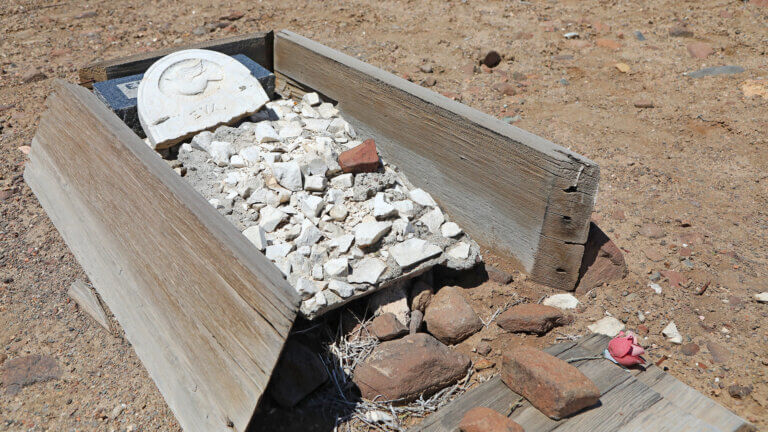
[338, 139, 380, 174]
[501, 346, 600, 419]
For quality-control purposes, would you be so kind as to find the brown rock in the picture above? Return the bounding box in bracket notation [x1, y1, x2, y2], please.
[74, 10, 97, 19]
[476, 341, 492, 356]
[482, 51, 502, 68]
[501, 346, 600, 419]
[409, 309, 424, 334]
[687, 42, 713, 59]
[2, 354, 61, 395]
[21, 68, 46, 84]
[639, 223, 665, 238]
[492, 82, 517, 96]
[576, 223, 628, 292]
[595, 38, 622, 50]
[660, 270, 687, 288]
[706, 341, 731, 364]
[474, 358, 495, 371]
[424, 286, 483, 344]
[643, 248, 665, 262]
[497, 304, 572, 335]
[370, 313, 408, 341]
[727, 384, 752, 399]
[637, 324, 649, 335]
[0, 353, 6, 365]
[459, 407, 524, 432]
[485, 264, 513, 284]
[222, 11, 244, 21]
[421, 77, 437, 87]
[410, 281, 433, 312]
[338, 139, 380, 174]
[268, 339, 328, 408]
[681, 342, 699, 356]
[669, 26, 694, 37]
[353, 333, 470, 402]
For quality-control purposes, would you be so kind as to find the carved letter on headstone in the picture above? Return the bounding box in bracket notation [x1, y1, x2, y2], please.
[138, 49, 269, 149]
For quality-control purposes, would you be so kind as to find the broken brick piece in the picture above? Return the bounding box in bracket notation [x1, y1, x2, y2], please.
[459, 407, 524, 432]
[338, 139, 380, 173]
[496, 303, 572, 335]
[501, 346, 600, 419]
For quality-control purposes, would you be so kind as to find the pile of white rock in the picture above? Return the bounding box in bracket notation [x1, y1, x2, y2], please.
[174, 93, 481, 318]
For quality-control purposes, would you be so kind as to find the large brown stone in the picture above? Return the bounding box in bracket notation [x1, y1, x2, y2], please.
[424, 286, 483, 344]
[268, 339, 328, 408]
[459, 407, 524, 432]
[338, 139, 380, 173]
[501, 346, 600, 419]
[353, 333, 470, 402]
[370, 312, 408, 341]
[576, 222, 627, 293]
[2, 354, 61, 395]
[497, 303, 572, 335]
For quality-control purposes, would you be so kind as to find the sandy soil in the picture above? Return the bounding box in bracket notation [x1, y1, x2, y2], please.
[1, 0, 766, 430]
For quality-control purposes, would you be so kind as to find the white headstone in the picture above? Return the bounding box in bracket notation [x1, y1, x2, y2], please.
[138, 49, 269, 149]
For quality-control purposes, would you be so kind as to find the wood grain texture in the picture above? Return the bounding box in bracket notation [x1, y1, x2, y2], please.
[78, 31, 274, 87]
[24, 80, 299, 432]
[634, 366, 755, 432]
[618, 399, 721, 432]
[274, 30, 599, 290]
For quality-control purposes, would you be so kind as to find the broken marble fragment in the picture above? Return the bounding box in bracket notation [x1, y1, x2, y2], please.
[420, 208, 445, 233]
[266, 242, 294, 260]
[373, 193, 397, 219]
[304, 175, 327, 192]
[209, 141, 233, 167]
[259, 206, 287, 232]
[348, 258, 387, 284]
[271, 162, 303, 191]
[329, 204, 348, 221]
[328, 279, 355, 298]
[296, 277, 320, 299]
[354, 221, 392, 247]
[242, 225, 267, 251]
[392, 200, 417, 219]
[390, 238, 443, 268]
[329, 234, 354, 253]
[409, 188, 437, 207]
[330, 173, 353, 189]
[296, 220, 323, 248]
[302, 92, 321, 106]
[441, 222, 462, 238]
[301, 195, 325, 218]
[324, 257, 349, 277]
[254, 122, 280, 143]
[446, 242, 470, 260]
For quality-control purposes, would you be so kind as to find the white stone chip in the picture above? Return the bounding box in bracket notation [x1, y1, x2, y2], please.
[662, 321, 683, 344]
[354, 222, 392, 247]
[137, 49, 269, 149]
[440, 222, 462, 238]
[312, 264, 324, 280]
[328, 279, 355, 298]
[242, 225, 267, 251]
[329, 204, 349, 221]
[254, 122, 280, 143]
[330, 173, 354, 189]
[271, 161, 303, 191]
[409, 188, 437, 207]
[755, 292, 768, 303]
[304, 175, 327, 192]
[259, 206, 287, 232]
[542, 293, 580, 310]
[373, 193, 398, 220]
[420, 208, 445, 233]
[303, 119, 331, 133]
[587, 316, 625, 337]
[392, 200, 417, 219]
[191, 131, 213, 152]
[278, 122, 303, 139]
[265, 242, 293, 260]
[317, 102, 339, 119]
[446, 242, 470, 260]
[348, 258, 387, 284]
[329, 234, 354, 253]
[301, 195, 325, 218]
[302, 92, 321, 106]
[274, 258, 291, 277]
[324, 257, 349, 277]
[389, 238, 442, 268]
[209, 141, 233, 167]
[229, 154, 245, 168]
[296, 220, 323, 247]
[296, 277, 319, 299]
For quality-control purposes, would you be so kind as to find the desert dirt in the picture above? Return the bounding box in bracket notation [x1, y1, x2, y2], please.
[1, 0, 767, 430]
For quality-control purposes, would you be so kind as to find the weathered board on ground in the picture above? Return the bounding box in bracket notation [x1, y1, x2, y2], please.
[78, 31, 274, 87]
[410, 333, 755, 432]
[24, 81, 299, 432]
[273, 30, 599, 291]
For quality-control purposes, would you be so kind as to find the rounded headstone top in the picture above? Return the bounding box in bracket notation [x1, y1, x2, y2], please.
[137, 49, 269, 149]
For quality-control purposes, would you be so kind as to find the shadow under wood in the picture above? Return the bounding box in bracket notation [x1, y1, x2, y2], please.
[575, 222, 627, 294]
[249, 310, 368, 432]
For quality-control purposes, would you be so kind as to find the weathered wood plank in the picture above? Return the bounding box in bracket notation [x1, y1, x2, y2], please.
[273, 30, 599, 291]
[24, 80, 299, 432]
[78, 31, 274, 87]
[634, 365, 755, 432]
[68, 279, 111, 331]
[618, 399, 721, 432]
